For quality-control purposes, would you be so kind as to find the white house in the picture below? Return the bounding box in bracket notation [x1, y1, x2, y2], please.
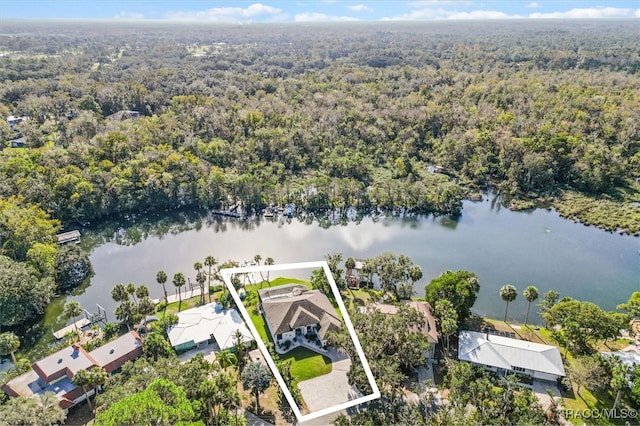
[258, 284, 342, 350]
[458, 330, 566, 382]
[168, 304, 253, 353]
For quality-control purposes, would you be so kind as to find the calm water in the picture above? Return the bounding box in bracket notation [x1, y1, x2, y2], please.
[34, 194, 639, 353]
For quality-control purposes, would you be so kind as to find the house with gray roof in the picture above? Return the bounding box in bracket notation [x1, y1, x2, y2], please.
[2, 331, 142, 411]
[458, 330, 566, 382]
[258, 284, 342, 351]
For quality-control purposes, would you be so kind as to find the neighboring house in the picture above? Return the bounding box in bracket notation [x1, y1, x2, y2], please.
[9, 136, 25, 148]
[106, 110, 141, 120]
[366, 301, 439, 359]
[2, 331, 143, 411]
[6, 115, 27, 129]
[167, 303, 253, 353]
[458, 330, 566, 382]
[259, 284, 342, 349]
[346, 259, 369, 289]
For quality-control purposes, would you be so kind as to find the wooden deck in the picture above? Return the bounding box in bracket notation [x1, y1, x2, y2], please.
[53, 318, 91, 339]
[56, 230, 81, 245]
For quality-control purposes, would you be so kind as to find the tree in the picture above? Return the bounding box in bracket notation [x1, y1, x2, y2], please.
[264, 257, 274, 286]
[94, 378, 199, 425]
[500, 284, 517, 322]
[199, 372, 241, 425]
[546, 298, 626, 354]
[126, 282, 137, 304]
[0, 255, 56, 327]
[73, 367, 108, 412]
[111, 283, 128, 303]
[565, 356, 608, 396]
[204, 255, 217, 302]
[0, 392, 66, 426]
[617, 292, 640, 318]
[241, 362, 272, 413]
[143, 332, 175, 361]
[196, 271, 207, 305]
[424, 270, 480, 327]
[523, 285, 539, 325]
[538, 290, 560, 327]
[345, 257, 356, 270]
[611, 360, 627, 410]
[434, 299, 458, 354]
[0, 331, 20, 365]
[156, 270, 168, 303]
[216, 349, 237, 369]
[173, 272, 186, 311]
[63, 301, 83, 333]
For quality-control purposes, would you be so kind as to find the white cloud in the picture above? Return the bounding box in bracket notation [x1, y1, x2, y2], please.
[165, 3, 285, 21]
[410, 0, 472, 5]
[295, 13, 360, 22]
[526, 2, 540, 8]
[382, 7, 516, 21]
[447, 10, 514, 20]
[529, 7, 637, 19]
[349, 4, 373, 12]
[113, 12, 144, 20]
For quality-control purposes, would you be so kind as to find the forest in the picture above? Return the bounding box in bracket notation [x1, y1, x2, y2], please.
[0, 20, 638, 341]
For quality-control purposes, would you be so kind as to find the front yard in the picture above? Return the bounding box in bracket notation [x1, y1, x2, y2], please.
[280, 347, 332, 382]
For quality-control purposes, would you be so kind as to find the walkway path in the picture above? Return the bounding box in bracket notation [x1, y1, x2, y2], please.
[297, 348, 362, 413]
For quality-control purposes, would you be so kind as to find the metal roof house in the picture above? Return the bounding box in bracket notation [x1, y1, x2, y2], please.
[458, 330, 566, 382]
[167, 304, 253, 353]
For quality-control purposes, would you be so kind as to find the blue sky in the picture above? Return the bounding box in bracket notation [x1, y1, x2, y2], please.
[1, 1, 638, 21]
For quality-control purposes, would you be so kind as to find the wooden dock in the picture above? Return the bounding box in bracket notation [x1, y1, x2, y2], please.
[56, 230, 81, 245]
[53, 318, 90, 339]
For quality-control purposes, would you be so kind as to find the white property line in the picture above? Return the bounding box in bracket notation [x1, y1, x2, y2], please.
[221, 260, 381, 423]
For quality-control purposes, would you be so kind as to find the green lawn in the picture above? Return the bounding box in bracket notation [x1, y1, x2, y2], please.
[280, 347, 332, 382]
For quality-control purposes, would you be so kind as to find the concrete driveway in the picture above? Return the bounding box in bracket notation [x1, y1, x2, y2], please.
[297, 348, 363, 413]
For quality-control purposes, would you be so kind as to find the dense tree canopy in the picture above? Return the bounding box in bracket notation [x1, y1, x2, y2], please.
[424, 270, 480, 327]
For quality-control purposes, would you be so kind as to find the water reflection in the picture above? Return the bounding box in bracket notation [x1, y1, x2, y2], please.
[28, 200, 637, 360]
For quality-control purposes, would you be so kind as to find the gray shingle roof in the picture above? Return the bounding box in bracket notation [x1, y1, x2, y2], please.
[261, 289, 341, 336]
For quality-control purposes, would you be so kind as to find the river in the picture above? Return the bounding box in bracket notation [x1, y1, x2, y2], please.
[32, 193, 638, 355]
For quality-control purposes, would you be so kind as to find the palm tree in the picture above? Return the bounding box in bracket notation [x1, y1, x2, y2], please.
[204, 256, 217, 303]
[196, 271, 207, 305]
[523, 285, 539, 325]
[216, 349, 238, 369]
[173, 272, 186, 311]
[125, 282, 137, 304]
[156, 270, 168, 303]
[500, 284, 517, 322]
[63, 301, 84, 334]
[135, 285, 149, 301]
[0, 332, 20, 365]
[111, 283, 128, 303]
[73, 367, 108, 412]
[265, 257, 274, 286]
[254, 254, 265, 286]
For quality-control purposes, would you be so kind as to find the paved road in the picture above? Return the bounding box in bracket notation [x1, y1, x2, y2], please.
[297, 348, 363, 413]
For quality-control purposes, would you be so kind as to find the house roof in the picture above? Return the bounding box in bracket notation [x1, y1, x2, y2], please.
[261, 288, 342, 336]
[258, 284, 307, 301]
[367, 301, 439, 344]
[168, 304, 253, 351]
[458, 330, 566, 377]
[32, 344, 98, 383]
[89, 331, 143, 373]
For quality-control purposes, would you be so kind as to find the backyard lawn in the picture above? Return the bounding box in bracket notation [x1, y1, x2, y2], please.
[280, 347, 332, 382]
